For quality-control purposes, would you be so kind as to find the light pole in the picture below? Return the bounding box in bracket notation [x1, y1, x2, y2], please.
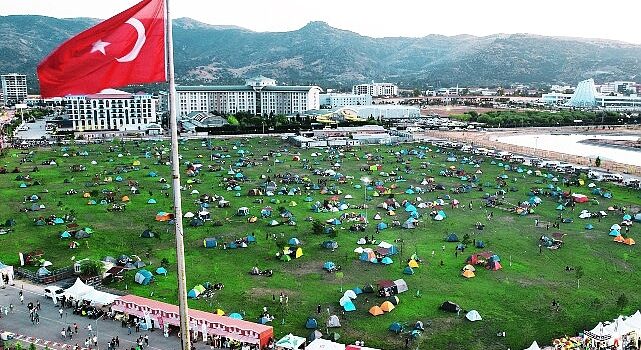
[361, 177, 371, 224]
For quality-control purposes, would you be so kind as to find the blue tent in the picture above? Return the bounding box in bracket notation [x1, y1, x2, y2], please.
[352, 287, 363, 295]
[359, 252, 370, 261]
[405, 204, 417, 212]
[203, 238, 217, 248]
[148, 171, 157, 177]
[403, 266, 414, 275]
[475, 240, 485, 248]
[585, 224, 594, 230]
[389, 322, 403, 334]
[623, 214, 632, 221]
[53, 218, 64, 224]
[306, 317, 318, 329]
[437, 210, 447, 218]
[134, 269, 153, 285]
[147, 198, 157, 204]
[377, 222, 388, 230]
[330, 218, 341, 225]
[556, 204, 564, 210]
[155, 267, 167, 275]
[343, 301, 356, 312]
[405, 189, 415, 194]
[446, 233, 459, 242]
[60, 231, 71, 238]
[323, 261, 336, 271]
[259, 316, 270, 324]
[609, 229, 620, 236]
[246, 235, 256, 243]
[187, 289, 197, 298]
[288, 237, 301, 246]
[229, 313, 243, 320]
[381, 257, 393, 265]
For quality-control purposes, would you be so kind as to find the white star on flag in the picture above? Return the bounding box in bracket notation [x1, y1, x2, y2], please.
[91, 40, 111, 55]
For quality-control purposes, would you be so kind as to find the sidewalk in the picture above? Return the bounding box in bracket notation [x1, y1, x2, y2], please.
[1, 281, 188, 350]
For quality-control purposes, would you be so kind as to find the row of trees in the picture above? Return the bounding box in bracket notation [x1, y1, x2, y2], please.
[450, 110, 629, 127]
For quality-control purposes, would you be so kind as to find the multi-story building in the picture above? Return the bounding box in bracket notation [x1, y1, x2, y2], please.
[65, 89, 158, 132]
[352, 82, 398, 97]
[1, 73, 27, 105]
[319, 93, 372, 108]
[176, 76, 321, 117]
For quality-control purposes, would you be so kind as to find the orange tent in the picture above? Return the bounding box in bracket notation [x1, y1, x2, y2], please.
[380, 301, 395, 312]
[613, 235, 625, 243]
[121, 196, 130, 202]
[369, 306, 384, 316]
[462, 270, 475, 278]
[624, 238, 635, 245]
[155, 213, 174, 222]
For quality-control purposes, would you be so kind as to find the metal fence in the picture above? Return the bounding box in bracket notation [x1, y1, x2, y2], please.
[14, 266, 74, 285]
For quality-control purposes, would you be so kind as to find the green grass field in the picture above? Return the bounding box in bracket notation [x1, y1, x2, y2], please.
[0, 137, 640, 350]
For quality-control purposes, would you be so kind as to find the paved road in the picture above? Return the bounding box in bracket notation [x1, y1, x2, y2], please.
[0, 281, 187, 350]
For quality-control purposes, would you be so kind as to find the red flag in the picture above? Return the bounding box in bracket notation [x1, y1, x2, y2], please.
[37, 0, 166, 97]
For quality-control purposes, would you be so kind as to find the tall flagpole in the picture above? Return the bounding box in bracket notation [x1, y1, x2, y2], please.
[165, 0, 191, 348]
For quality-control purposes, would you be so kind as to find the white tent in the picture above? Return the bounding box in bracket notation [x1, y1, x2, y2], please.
[306, 339, 345, 350]
[523, 341, 541, 350]
[0, 262, 14, 287]
[393, 279, 408, 293]
[327, 314, 341, 328]
[63, 278, 94, 300]
[378, 241, 393, 249]
[275, 333, 306, 350]
[63, 277, 118, 305]
[625, 310, 641, 331]
[465, 310, 482, 322]
[81, 288, 118, 306]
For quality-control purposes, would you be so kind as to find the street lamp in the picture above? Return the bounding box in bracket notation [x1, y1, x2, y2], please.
[361, 176, 371, 224]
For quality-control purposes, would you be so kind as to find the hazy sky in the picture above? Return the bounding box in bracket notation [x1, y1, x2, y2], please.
[3, 0, 640, 44]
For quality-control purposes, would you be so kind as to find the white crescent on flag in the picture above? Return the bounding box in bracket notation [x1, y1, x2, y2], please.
[116, 18, 147, 62]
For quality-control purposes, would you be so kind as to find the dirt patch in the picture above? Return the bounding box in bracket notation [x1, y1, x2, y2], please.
[497, 216, 515, 223]
[284, 260, 321, 277]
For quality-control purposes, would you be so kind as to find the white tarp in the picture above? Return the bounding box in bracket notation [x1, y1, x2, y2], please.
[306, 339, 346, 350]
[625, 310, 641, 331]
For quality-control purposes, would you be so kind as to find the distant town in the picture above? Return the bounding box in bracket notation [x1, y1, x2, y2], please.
[1, 73, 640, 143]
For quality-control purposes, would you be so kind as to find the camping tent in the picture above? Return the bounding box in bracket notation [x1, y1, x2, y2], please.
[134, 269, 153, 285]
[446, 233, 459, 242]
[440, 301, 461, 313]
[327, 315, 341, 328]
[306, 317, 319, 329]
[203, 238, 217, 248]
[369, 306, 384, 316]
[524, 341, 541, 350]
[141, 230, 155, 238]
[465, 310, 482, 321]
[380, 301, 395, 312]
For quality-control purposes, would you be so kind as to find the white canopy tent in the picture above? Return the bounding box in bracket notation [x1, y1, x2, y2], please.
[523, 341, 541, 350]
[0, 262, 14, 287]
[63, 278, 118, 305]
[306, 339, 346, 350]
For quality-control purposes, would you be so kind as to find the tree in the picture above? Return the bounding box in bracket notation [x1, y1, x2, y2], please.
[311, 220, 325, 235]
[617, 293, 628, 309]
[80, 259, 103, 277]
[595, 156, 601, 167]
[29, 343, 37, 350]
[226, 115, 239, 126]
[575, 265, 584, 289]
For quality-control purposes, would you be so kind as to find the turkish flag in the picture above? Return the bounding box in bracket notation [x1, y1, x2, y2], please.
[37, 0, 166, 97]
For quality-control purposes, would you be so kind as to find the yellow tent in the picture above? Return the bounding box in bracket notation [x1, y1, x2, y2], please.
[369, 305, 384, 316]
[380, 301, 395, 312]
[578, 179, 585, 186]
[83, 192, 91, 198]
[248, 216, 258, 223]
[408, 260, 419, 268]
[215, 309, 225, 316]
[372, 191, 380, 197]
[289, 201, 298, 207]
[121, 196, 130, 202]
[462, 264, 476, 272]
[104, 176, 112, 182]
[133, 160, 141, 166]
[462, 270, 475, 278]
[295, 247, 303, 258]
[388, 210, 396, 216]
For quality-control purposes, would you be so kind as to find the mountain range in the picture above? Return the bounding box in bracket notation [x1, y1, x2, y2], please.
[1, 15, 641, 91]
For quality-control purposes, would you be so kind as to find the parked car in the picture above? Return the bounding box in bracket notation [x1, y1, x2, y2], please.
[0, 332, 15, 341]
[43, 286, 64, 300]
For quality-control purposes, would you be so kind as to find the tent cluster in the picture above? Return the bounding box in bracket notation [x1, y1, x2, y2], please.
[463, 252, 502, 278]
[277, 246, 303, 262]
[355, 241, 398, 265]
